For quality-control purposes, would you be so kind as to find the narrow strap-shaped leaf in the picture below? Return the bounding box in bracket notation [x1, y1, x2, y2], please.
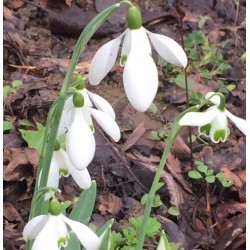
[69, 181, 97, 225]
[28, 0, 121, 223]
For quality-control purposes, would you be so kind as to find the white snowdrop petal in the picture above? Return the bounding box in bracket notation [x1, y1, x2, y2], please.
[89, 36, 122, 85]
[209, 113, 229, 143]
[63, 216, 100, 250]
[87, 90, 116, 119]
[225, 110, 246, 135]
[64, 153, 92, 189]
[47, 152, 61, 188]
[58, 108, 72, 135]
[123, 50, 158, 112]
[130, 28, 151, 55]
[66, 109, 96, 170]
[23, 215, 49, 240]
[120, 29, 131, 65]
[81, 89, 93, 107]
[82, 107, 94, 127]
[179, 106, 219, 127]
[146, 30, 187, 68]
[90, 108, 120, 142]
[32, 216, 59, 250]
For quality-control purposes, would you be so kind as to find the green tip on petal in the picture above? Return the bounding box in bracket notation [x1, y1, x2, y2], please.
[58, 237, 67, 248]
[121, 55, 128, 66]
[59, 168, 69, 177]
[49, 199, 62, 216]
[54, 140, 61, 151]
[73, 92, 84, 107]
[126, 6, 142, 30]
[213, 129, 227, 143]
[199, 123, 211, 137]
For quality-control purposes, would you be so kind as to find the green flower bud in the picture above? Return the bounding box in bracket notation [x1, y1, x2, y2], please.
[49, 199, 62, 216]
[126, 6, 142, 30]
[54, 140, 61, 151]
[73, 92, 84, 107]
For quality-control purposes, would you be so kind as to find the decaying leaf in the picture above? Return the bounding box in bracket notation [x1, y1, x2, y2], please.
[98, 193, 122, 215]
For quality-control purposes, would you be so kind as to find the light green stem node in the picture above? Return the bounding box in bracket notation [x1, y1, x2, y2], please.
[49, 199, 62, 216]
[213, 93, 225, 111]
[218, 94, 225, 111]
[54, 140, 61, 151]
[76, 75, 86, 90]
[126, 6, 142, 30]
[73, 92, 84, 107]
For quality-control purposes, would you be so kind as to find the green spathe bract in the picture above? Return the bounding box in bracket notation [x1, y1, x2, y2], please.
[126, 6, 142, 30]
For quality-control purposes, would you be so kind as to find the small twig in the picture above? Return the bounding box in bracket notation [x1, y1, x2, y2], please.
[205, 182, 213, 227]
[95, 126, 149, 193]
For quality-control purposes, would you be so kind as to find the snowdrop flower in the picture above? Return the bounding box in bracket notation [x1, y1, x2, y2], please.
[179, 92, 246, 143]
[23, 199, 100, 250]
[42, 141, 92, 196]
[60, 91, 120, 170]
[89, 6, 187, 112]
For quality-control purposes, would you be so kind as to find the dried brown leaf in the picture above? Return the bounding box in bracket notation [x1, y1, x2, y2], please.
[3, 202, 24, 223]
[121, 122, 145, 152]
[98, 193, 122, 215]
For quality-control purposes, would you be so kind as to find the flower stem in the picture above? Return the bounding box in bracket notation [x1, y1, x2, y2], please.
[120, 0, 133, 7]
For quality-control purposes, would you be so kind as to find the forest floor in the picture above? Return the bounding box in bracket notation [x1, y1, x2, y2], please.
[3, 0, 246, 249]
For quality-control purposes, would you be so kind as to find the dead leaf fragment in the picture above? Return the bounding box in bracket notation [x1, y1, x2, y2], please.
[98, 193, 122, 215]
[3, 202, 24, 223]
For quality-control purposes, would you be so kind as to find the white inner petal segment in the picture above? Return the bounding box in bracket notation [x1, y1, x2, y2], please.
[209, 112, 229, 143]
[120, 29, 131, 66]
[146, 29, 187, 68]
[89, 35, 123, 85]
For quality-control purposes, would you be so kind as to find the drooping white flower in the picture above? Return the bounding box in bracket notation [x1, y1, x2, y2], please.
[39, 145, 92, 199]
[89, 6, 187, 112]
[179, 92, 246, 143]
[57, 86, 120, 170]
[58, 88, 116, 135]
[23, 199, 100, 250]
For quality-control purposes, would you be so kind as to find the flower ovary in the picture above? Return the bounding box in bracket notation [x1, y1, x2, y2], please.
[54, 140, 61, 151]
[49, 199, 62, 216]
[73, 92, 85, 107]
[126, 6, 142, 30]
